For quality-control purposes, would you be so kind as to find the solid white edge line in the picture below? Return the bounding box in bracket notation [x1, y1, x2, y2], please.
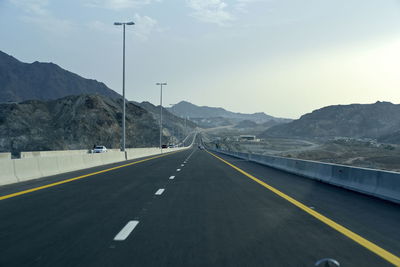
[169, 176, 175, 179]
[155, 188, 165, 195]
[114, 221, 139, 241]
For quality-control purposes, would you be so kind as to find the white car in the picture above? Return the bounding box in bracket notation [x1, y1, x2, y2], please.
[93, 146, 107, 153]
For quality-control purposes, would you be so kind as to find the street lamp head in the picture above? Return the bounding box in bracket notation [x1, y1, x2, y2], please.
[114, 22, 134, 26]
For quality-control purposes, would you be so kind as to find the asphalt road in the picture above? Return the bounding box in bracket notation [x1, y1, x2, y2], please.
[0, 146, 399, 266]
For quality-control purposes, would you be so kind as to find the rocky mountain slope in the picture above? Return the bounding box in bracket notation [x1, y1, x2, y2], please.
[234, 120, 258, 129]
[136, 101, 197, 139]
[0, 95, 162, 155]
[168, 101, 289, 124]
[168, 101, 290, 128]
[263, 101, 400, 143]
[0, 50, 120, 103]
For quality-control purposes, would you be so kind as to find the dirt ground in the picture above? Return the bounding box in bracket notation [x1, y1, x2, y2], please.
[209, 135, 400, 173]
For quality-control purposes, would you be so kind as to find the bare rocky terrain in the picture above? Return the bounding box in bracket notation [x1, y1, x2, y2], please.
[0, 51, 197, 156]
[263, 101, 400, 143]
[0, 95, 174, 156]
[204, 132, 400, 173]
[136, 101, 197, 142]
[168, 100, 291, 128]
[202, 101, 400, 172]
[279, 139, 400, 172]
[0, 51, 120, 103]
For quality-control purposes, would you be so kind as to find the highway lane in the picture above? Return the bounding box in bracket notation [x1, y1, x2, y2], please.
[0, 152, 180, 198]
[83, 148, 397, 267]
[0, 147, 399, 266]
[210, 150, 400, 257]
[0, 150, 191, 266]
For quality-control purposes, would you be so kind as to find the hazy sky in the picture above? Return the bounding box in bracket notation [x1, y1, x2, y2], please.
[1, 0, 400, 118]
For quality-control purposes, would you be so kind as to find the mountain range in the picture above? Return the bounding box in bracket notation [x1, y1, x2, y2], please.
[168, 101, 290, 127]
[0, 95, 164, 155]
[263, 101, 400, 144]
[0, 50, 120, 103]
[0, 51, 199, 154]
[3, 50, 399, 149]
[135, 101, 197, 139]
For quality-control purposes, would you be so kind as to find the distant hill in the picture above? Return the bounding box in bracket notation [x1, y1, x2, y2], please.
[234, 120, 258, 129]
[262, 101, 400, 143]
[168, 101, 289, 123]
[0, 95, 161, 155]
[378, 130, 400, 144]
[136, 101, 197, 139]
[190, 117, 235, 128]
[168, 101, 290, 128]
[0, 50, 120, 103]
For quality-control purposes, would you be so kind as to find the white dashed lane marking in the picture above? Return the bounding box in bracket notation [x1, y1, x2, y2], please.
[155, 189, 165, 195]
[169, 176, 175, 180]
[114, 221, 139, 241]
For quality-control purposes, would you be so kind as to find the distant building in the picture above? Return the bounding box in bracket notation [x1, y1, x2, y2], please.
[239, 135, 257, 142]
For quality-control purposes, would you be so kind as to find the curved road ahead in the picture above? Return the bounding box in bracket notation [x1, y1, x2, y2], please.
[0, 145, 399, 266]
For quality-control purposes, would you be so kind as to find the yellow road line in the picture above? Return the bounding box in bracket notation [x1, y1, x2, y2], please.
[0, 150, 184, 201]
[207, 150, 400, 266]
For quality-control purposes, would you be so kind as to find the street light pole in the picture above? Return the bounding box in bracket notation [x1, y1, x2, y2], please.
[114, 21, 134, 152]
[156, 82, 167, 151]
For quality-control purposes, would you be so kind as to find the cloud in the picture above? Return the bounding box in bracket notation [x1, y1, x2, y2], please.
[9, 0, 49, 15]
[85, 0, 160, 10]
[87, 14, 158, 41]
[133, 13, 158, 41]
[21, 15, 74, 34]
[186, 0, 233, 26]
[87, 20, 114, 33]
[235, 0, 271, 13]
[9, 0, 74, 34]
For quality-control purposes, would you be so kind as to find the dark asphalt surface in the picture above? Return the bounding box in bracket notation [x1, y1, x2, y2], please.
[0, 144, 398, 266]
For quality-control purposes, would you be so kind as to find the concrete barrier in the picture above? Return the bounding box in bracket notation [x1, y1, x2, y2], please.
[14, 158, 41, 182]
[63, 155, 86, 172]
[213, 149, 400, 204]
[376, 171, 400, 203]
[0, 153, 11, 160]
[126, 147, 188, 160]
[0, 145, 191, 187]
[99, 151, 125, 165]
[126, 148, 159, 160]
[82, 153, 103, 168]
[0, 160, 18, 185]
[21, 149, 89, 158]
[56, 155, 75, 173]
[37, 156, 60, 177]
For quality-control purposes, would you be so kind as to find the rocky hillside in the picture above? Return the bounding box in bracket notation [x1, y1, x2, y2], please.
[0, 95, 162, 155]
[168, 101, 290, 124]
[136, 101, 197, 140]
[263, 101, 400, 143]
[234, 120, 258, 129]
[0, 50, 120, 103]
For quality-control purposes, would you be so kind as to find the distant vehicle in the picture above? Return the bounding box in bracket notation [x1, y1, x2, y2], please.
[198, 145, 204, 150]
[161, 144, 168, 149]
[93, 146, 107, 153]
[168, 144, 175, 148]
